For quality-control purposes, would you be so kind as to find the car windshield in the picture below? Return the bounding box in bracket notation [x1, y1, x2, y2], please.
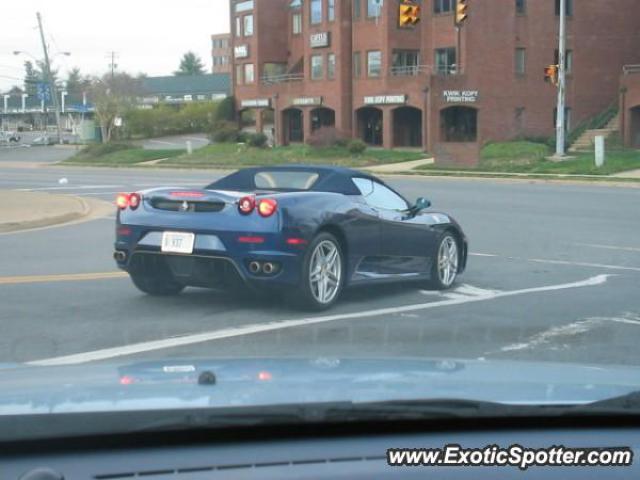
[1, 0, 640, 442]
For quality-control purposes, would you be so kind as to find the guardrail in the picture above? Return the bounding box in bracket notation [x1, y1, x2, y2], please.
[261, 73, 304, 85]
[623, 64, 640, 75]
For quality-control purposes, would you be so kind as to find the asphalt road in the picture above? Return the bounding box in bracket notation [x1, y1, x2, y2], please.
[0, 160, 639, 369]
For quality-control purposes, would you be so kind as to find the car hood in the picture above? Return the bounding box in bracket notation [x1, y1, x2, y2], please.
[0, 357, 639, 416]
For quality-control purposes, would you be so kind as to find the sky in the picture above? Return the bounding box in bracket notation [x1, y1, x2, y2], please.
[0, 0, 230, 91]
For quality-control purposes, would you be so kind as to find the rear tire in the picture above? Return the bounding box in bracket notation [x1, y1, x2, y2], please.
[293, 232, 345, 311]
[426, 232, 459, 290]
[129, 256, 185, 296]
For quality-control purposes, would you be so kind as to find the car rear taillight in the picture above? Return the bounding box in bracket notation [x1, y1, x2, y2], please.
[116, 192, 142, 210]
[238, 195, 256, 215]
[129, 193, 141, 210]
[258, 198, 278, 217]
[116, 193, 130, 209]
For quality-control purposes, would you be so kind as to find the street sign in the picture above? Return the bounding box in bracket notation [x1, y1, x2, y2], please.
[36, 82, 51, 102]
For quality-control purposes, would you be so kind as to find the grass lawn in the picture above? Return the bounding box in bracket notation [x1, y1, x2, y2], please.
[64, 142, 426, 168]
[64, 144, 185, 166]
[419, 141, 640, 176]
[159, 143, 426, 168]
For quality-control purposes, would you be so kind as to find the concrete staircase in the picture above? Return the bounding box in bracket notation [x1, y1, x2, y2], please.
[569, 115, 620, 152]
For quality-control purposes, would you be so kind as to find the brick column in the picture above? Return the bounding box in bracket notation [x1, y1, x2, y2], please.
[255, 108, 264, 133]
[382, 107, 393, 149]
[302, 108, 312, 143]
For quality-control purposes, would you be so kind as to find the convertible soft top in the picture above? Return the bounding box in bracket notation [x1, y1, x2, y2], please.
[207, 165, 375, 195]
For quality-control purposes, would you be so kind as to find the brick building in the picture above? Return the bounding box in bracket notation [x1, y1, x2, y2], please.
[211, 33, 232, 74]
[230, 0, 640, 164]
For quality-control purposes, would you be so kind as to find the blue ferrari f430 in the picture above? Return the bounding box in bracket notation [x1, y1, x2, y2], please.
[114, 166, 468, 310]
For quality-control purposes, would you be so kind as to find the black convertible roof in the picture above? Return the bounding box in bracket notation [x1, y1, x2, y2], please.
[207, 165, 376, 195]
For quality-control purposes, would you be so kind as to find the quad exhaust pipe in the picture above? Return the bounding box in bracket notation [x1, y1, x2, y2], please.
[113, 251, 127, 262]
[262, 262, 275, 274]
[248, 261, 261, 274]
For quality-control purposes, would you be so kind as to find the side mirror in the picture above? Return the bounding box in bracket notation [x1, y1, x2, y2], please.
[414, 197, 431, 211]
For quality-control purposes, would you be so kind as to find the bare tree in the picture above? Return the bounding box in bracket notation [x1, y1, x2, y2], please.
[88, 72, 142, 143]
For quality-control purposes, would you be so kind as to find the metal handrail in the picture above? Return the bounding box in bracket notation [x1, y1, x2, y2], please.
[261, 73, 304, 85]
[623, 64, 640, 75]
[390, 64, 432, 76]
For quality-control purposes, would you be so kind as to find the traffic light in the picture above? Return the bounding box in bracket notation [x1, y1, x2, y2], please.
[544, 64, 559, 86]
[455, 0, 468, 26]
[399, 0, 420, 27]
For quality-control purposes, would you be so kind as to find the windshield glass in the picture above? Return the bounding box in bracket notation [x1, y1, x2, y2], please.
[1, 0, 640, 441]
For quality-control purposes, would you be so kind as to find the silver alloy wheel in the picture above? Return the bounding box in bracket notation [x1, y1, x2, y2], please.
[437, 236, 459, 287]
[309, 239, 342, 304]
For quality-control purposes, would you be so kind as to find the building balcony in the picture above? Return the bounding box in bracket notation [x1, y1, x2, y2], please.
[390, 64, 461, 77]
[260, 73, 305, 85]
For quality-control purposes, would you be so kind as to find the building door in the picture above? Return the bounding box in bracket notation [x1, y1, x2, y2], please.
[284, 108, 304, 143]
[357, 107, 383, 146]
[393, 106, 423, 147]
[630, 106, 640, 148]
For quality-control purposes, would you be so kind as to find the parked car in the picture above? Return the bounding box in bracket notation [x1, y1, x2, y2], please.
[0, 131, 21, 144]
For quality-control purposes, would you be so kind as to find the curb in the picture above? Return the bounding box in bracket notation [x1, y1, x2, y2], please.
[0, 195, 93, 234]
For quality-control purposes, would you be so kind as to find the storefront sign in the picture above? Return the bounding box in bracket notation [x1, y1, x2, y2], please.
[234, 45, 249, 59]
[363, 95, 407, 105]
[292, 96, 323, 106]
[310, 32, 330, 48]
[443, 90, 479, 103]
[240, 98, 271, 108]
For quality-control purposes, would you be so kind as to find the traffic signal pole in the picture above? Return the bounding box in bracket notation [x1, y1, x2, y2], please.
[36, 12, 64, 145]
[555, 0, 567, 157]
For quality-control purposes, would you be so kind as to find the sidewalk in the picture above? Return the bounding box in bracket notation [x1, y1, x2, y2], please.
[0, 191, 94, 233]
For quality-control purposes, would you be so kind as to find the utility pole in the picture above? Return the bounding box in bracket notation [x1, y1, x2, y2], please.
[107, 51, 119, 80]
[555, 0, 567, 157]
[36, 12, 64, 145]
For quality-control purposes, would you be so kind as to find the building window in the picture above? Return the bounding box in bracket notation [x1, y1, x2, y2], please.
[441, 106, 478, 142]
[555, 0, 573, 16]
[235, 17, 242, 37]
[555, 49, 573, 74]
[236, 64, 243, 85]
[515, 107, 525, 132]
[367, 0, 382, 18]
[435, 47, 457, 75]
[516, 0, 526, 14]
[353, 0, 361, 19]
[311, 0, 323, 24]
[367, 50, 382, 77]
[311, 54, 324, 80]
[353, 51, 361, 77]
[515, 48, 526, 75]
[328, 0, 335, 20]
[327, 53, 336, 79]
[243, 15, 254, 36]
[292, 12, 302, 34]
[244, 64, 255, 83]
[392, 50, 420, 75]
[434, 0, 453, 14]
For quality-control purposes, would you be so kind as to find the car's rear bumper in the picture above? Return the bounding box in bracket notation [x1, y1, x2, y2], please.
[114, 227, 306, 289]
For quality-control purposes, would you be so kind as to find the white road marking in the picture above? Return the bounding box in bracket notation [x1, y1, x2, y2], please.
[495, 313, 640, 354]
[470, 251, 640, 273]
[29, 274, 612, 366]
[17, 185, 123, 191]
[528, 258, 640, 273]
[574, 243, 640, 253]
[147, 140, 177, 146]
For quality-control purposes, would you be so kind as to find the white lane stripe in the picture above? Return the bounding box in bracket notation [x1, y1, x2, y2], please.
[17, 185, 123, 191]
[575, 243, 640, 253]
[528, 258, 640, 273]
[28, 274, 612, 367]
[469, 253, 499, 257]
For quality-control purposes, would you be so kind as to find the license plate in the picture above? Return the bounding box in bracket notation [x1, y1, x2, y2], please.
[161, 231, 195, 254]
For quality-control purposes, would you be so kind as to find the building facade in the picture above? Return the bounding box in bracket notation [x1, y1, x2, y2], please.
[230, 0, 640, 164]
[620, 64, 640, 148]
[211, 33, 232, 74]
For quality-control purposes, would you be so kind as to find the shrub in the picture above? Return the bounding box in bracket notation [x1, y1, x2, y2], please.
[247, 132, 268, 148]
[347, 139, 367, 155]
[214, 96, 236, 123]
[307, 127, 347, 148]
[212, 121, 240, 143]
